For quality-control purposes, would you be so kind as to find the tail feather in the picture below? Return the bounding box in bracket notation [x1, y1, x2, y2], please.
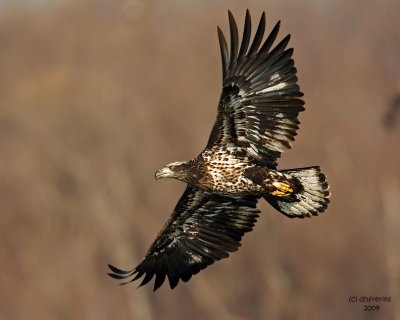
[264, 166, 330, 218]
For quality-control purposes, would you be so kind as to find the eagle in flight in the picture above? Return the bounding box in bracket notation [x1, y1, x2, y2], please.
[108, 10, 330, 291]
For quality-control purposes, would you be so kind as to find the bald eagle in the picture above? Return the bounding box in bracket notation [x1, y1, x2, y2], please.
[108, 10, 330, 291]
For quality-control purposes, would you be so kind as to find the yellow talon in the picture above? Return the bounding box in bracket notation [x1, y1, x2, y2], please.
[271, 181, 293, 197]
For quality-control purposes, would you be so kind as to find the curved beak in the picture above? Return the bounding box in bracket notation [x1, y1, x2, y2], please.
[155, 167, 174, 180]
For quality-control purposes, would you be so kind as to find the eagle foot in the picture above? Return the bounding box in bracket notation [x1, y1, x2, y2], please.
[270, 181, 294, 197]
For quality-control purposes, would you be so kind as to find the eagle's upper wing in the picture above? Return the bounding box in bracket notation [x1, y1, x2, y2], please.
[108, 186, 260, 291]
[206, 10, 304, 168]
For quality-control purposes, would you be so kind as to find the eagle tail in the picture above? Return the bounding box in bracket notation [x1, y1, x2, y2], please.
[264, 166, 330, 218]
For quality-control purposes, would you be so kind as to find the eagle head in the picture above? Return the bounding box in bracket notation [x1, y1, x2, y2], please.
[155, 160, 199, 183]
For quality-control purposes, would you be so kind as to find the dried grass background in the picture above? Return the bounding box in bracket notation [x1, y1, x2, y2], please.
[0, 0, 399, 319]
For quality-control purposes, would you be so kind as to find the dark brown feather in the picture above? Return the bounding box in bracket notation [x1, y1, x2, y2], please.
[108, 187, 260, 291]
[207, 11, 304, 168]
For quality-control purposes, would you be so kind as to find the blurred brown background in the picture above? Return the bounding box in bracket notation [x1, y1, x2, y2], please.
[0, 0, 399, 319]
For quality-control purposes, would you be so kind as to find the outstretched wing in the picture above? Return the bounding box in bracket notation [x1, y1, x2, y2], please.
[206, 10, 304, 168]
[108, 187, 260, 291]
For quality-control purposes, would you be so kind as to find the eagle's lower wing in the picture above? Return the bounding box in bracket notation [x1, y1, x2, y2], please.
[108, 186, 260, 291]
[206, 10, 304, 168]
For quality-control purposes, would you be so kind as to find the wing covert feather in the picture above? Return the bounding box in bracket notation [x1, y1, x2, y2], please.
[108, 187, 260, 290]
[207, 11, 305, 168]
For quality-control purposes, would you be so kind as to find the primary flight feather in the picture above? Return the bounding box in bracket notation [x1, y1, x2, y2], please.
[108, 10, 330, 291]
